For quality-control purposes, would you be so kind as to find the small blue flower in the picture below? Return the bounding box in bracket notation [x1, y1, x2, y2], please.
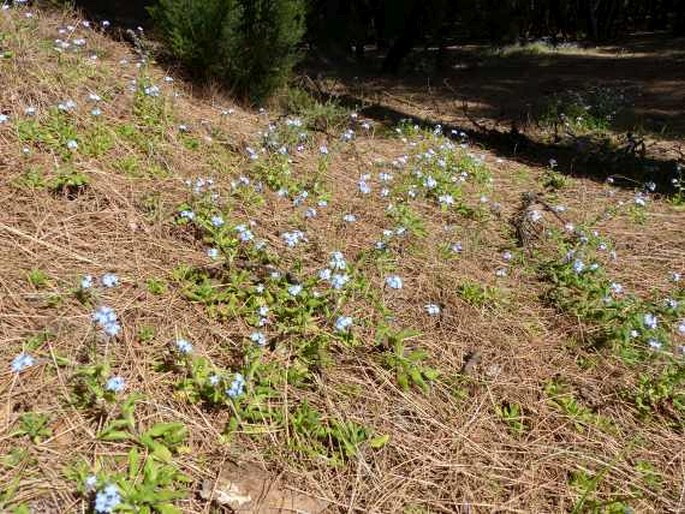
[335, 316, 353, 333]
[610, 282, 623, 295]
[91, 107, 102, 117]
[319, 268, 332, 281]
[250, 331, 267, 346]
[11, 353, 35, 373]
[329, 252, 347, 270]
[92, 306, 121, 337]
[678, 321, 685, 336]
[343, 214, 357, 223]
[94, 484, 121, 513]
[209, 374, 221, 386]
[211, 215, 224, 228]
[144, 85, 160, 97]
[288, 284, 303, 296]
[385, 275, 403, 290]
[330, 274, 350, 290]
[175, 338, 193, 354]
[258, 306, 269, 317]
[495, 268, 508, 277]
[81, 275, 94, 289]
[207, 248, 219, 259]
[282, 230, 306, 248]
[319, 145, 329, 155]
[425, 304, 441, 316]
[85, 475, 97, 492]
[101, 273, 119, 288]
[648, 338, 662, 351]
[438, 194, 454, 206]
[358, 180, 371, 195]
[643, 313, 658, 330]
[179, 209, 195, 221]
[502, 251, 513, 262]
[304, 207, 317, 219]
[665, 298, 679, 310]
[572, 259, 585, 274]
[105, 376, 125, 393]
[451, 242, 463, 254]
[226, 373, 246, 399]
[66, 139, 78, 150]
[423, 176, 437, 189]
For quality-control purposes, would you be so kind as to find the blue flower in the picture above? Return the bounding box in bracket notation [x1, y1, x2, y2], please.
[144, 85, 160, 97]
[288, 284, 303, 296]
[572, 259, 585, 274]
[610, 282, 623, 295]
[329, 252, 346, 270]
[101, 273, 119, 288]
[648, 338, 662, 351]
[319, 145, 329, 155]
[66, 139, 78, 150]
[358, 180, 371, 195]
[211, 215, 224, 228]
[335, 316, 353, 333]
[502, 251, 513, 262]
[209, 374, 221, 386]
[343, 214, 357, 223]
[643, 313, 658, 330]
[250, 331, 267, 346]
[385, 275, 403, 290]
[665, 298, 679, 310]
[425, 304, 441, 316]
[304, 207, 317, 218]
[175, 338, 193, 354]
[678, 321, 685, 336]
[179, 209, 195, 221]
[450, 242, 463, 254]
[81, 275, 94, 289]
[423, 176, 437, 189]
[438, 194, 454, 206]
[94, 484, 121, 513]
[226, 373, 246, 399]
[495, 268, 508, 277]
[11, 353, 34, 373]
[85, 475, 97, 492]
[282, 230, 306, 248]
[92, 306, 121, 337]
[330, 274, 350, 290]
[105, 376, 125, 393]
[207, 248, 219, 259]
[91, 107, 102, 117]
[319, 268, 332, 281]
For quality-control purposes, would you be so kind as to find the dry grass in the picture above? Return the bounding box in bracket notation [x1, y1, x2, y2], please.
[1, 5, 684, 514]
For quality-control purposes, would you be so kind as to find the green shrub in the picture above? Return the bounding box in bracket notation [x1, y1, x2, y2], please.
[149, 0, 306, 101]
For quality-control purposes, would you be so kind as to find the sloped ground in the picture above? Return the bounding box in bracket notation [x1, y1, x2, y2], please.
[1, 5, 684, 513]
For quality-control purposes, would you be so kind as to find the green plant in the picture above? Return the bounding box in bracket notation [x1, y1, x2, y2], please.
[149, 0, 307, 101]
[457, 280, 501, 308]
[146, 278, 168, 295]
[545, 380, 615, 433]
[377, 327, 438, 393]
[27, 268, 49, 288]
[496, 402, 526, 434]
[49, 167, 89, 197]
[11, 412, 52, 444]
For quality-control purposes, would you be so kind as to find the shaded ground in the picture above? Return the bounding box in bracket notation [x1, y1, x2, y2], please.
[302, 34, 685, 190]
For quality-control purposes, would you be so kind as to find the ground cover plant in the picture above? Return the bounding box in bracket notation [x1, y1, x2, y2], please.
[0, 4, 684, 513]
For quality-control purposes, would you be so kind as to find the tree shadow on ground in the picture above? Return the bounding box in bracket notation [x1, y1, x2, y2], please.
[306, 84, 682, 194]
[301, 34, 684, 193]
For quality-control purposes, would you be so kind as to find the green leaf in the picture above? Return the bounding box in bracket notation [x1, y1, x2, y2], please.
[128, 447, 141, 479]
[98, 430, 132, 442]
[369, 434, 390, 449]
